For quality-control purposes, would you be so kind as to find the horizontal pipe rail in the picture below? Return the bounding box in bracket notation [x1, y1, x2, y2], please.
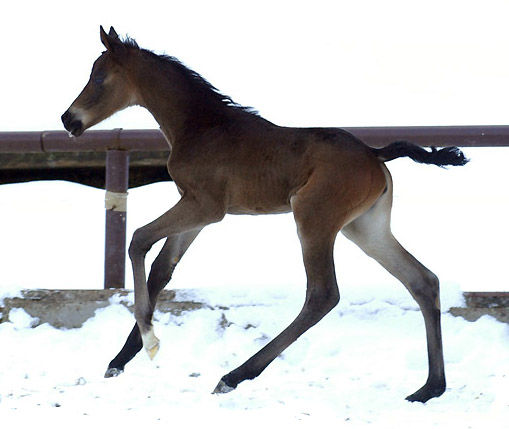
[1, 125, 509, 154]
[348, 125, 509, 148]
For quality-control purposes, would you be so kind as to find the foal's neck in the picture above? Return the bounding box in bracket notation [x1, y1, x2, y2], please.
[130, 50, 239, 145]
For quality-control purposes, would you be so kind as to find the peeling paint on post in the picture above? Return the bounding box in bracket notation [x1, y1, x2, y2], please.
[104, 150, 129, 288]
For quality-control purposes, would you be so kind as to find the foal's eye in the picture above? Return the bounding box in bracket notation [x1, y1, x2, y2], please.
[94, 72, 106, 85]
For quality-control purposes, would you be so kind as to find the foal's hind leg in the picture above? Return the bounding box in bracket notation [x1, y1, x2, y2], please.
[214, 181, 346, 393]
[105, 230, 201, 377]
[342, 169, 446, 402]
[214, 231, 340, 393]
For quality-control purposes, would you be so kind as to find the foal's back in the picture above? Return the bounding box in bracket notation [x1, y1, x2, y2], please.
[169, 117, 386, 218]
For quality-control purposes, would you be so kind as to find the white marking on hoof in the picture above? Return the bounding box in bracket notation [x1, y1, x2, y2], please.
[142, 328, 160, 360]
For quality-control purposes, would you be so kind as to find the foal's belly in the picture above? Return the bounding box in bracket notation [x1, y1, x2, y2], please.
[227, 203, 292, 216]
[225, 175, 297, 215]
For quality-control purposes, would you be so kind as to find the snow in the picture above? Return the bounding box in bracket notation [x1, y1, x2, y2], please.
[1, 287, 508, 427]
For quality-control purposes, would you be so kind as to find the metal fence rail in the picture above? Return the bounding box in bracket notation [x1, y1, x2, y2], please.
[2, 125, 509, 153]
[1, 126, 508, 289]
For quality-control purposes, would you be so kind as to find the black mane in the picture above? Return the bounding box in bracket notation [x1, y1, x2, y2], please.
[122, 36, 257, 116]
[160, 54, 257, 114]
[123, 35, 139, 49]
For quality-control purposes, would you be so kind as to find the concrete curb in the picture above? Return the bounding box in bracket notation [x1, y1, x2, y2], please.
[1, 289, 508, 329]
[449, 307, 509, 323]
[450, 292, 509, 324]
[0, 289, 206, 329]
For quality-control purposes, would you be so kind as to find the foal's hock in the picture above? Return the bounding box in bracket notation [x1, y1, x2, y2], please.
[62, 26, 468, 403]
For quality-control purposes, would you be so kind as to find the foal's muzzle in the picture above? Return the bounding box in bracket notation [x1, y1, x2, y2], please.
[61, 110, 84, 137]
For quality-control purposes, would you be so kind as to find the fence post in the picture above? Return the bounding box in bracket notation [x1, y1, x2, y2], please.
[104, 149, 129, 289]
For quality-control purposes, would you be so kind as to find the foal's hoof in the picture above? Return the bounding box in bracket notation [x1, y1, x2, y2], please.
[146, 342, 160, 360]
[104, 367, 124, 378]
[212, 379, 235, 395]
[142, 329, 160, 360]
[406, 382, 446, 403]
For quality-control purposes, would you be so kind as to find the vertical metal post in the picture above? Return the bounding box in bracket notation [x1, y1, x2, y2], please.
[104, 150, 129, 289]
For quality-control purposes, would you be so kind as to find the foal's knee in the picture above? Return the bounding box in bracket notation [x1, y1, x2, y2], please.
[128, 228, 153, 260]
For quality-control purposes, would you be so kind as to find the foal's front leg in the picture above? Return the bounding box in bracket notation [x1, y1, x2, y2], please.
[128, 196, 224, 360]
[105, 229, 201, 377]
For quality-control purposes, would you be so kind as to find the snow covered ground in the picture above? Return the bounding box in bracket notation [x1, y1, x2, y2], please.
[1, 148, 509, 427]
[0, 285, 508, 427]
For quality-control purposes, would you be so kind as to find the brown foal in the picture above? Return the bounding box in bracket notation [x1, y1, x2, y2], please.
[62, 26, 468, 402]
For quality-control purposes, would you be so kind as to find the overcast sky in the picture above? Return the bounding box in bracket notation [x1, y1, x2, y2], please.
[3, 0, 509, 131]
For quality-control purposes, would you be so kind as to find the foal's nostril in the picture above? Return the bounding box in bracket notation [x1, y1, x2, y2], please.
[61, 110, 84, 137]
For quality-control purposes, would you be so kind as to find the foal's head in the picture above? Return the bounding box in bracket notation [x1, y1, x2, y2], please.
[62, 26, 137, 137]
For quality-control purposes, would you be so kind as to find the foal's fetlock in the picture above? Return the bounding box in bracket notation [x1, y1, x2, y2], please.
[141, 326, 160, 360]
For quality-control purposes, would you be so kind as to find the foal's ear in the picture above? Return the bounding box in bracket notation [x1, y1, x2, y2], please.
[108, 26, 119, 39]
[100, 25, 126, 57]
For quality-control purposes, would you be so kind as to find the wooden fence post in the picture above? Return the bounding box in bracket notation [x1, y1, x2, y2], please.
[104, 149, 129, 289]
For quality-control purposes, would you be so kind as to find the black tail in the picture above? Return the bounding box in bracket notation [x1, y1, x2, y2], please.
[372, 140, 469, 167]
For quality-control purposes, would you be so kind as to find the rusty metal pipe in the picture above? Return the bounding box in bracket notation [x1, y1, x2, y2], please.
[1, 126, 509, 154]
[104, 150, 129, 289]
[347, 125, 509, 148]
